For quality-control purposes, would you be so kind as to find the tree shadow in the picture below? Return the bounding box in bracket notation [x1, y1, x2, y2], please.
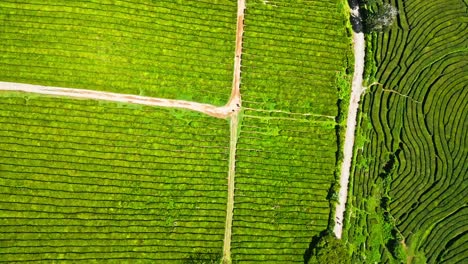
[303, 230, 329, 264]
[348, 0, 364, 33]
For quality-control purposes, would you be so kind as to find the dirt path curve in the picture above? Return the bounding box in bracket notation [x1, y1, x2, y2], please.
[222, 0, 245, 263]
[0, 81, 240, 118]
[333, 4, 365, 239]
[0, 0, 244, 119]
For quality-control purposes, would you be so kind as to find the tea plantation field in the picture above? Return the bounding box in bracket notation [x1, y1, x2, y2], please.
[0, 0, 237, 105]
[0, 0, 353, 263]
[231, 0, 352, 262]
[346, 0, 468, 263]
[0, 96, 230, 262]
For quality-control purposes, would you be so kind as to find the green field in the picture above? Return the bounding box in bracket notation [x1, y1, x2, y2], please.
[240, 0, 351, 116]
[231, 0, 351, 263]
[0, 96, 230, 262]
[346, 0, 468, 263]
[0, 0, 354, 263]
[0, 0, 237, 105]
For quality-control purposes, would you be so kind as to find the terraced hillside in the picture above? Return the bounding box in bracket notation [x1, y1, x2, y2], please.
[346, 0, 468, 263]
[0, 0, 237, 105]
[231, 1, 352, 262]
[0, 96, 230, 262]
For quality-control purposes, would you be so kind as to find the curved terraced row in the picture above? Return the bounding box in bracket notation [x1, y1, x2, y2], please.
[231, 0, 351, 262]
[0, 95, 230, 262]
[0, 0, 237, 105]
[347, 0, 467, 262]
[423, 206, 468, 263]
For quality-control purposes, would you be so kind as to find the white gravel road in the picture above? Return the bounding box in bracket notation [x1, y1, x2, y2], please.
[333, 5, 365, 239]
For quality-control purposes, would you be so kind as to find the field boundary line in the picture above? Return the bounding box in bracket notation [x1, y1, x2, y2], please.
[222, 0, 245, 262]
[333, 4, 365, 239]
[243, 107, 336, 119]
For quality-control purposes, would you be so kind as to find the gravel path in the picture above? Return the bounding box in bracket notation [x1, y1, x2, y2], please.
[333, 4, 365, 239]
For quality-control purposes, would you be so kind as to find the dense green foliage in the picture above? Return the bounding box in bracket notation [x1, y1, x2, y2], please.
[346, 0, 468, 263]
[307, 232, 351, 264]
[0, 95, 230, 262]
[0, 0, 237, 105]
[363, 3, 399, 32]
[230, 1, 352, 262]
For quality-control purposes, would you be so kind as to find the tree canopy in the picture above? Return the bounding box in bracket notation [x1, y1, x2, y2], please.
[307, 232, 351, 264]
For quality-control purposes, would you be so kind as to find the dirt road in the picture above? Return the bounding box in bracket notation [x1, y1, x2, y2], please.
[0, 81, 240, 119]
[222, 0, 245, 262]
[333, 5, 365, 239]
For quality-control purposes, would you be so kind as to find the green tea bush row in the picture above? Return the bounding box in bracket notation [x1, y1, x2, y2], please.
[0, 96, 230, 262]
[230, 1, 352, 262]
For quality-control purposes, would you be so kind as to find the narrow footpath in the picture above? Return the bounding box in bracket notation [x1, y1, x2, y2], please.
[333, 3, 365, 239]
[222, 0, 245, 262]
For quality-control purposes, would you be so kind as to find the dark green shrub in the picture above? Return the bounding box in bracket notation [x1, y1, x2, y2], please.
[364, 3, 398, 32]
[306, 232, 351, 264]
